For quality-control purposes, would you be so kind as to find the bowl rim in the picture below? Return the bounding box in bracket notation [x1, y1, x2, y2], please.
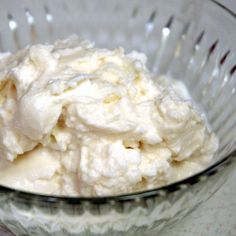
[0, 0, 235, 205]
[0, 149, 234, 204]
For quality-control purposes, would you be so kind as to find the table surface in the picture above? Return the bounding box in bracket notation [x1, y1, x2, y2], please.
[160, 171, 236, 236]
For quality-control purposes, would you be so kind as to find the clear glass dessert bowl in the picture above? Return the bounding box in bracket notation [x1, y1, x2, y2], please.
[0, 0, 236, 235]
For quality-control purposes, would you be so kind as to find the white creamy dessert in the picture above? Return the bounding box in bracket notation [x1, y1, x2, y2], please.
[0, 36, 218, 196]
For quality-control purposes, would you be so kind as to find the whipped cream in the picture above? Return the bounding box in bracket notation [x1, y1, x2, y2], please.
[0, 36, 218, 196]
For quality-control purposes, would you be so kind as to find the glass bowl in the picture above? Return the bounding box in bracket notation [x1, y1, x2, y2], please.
[0, 0, 236, 235]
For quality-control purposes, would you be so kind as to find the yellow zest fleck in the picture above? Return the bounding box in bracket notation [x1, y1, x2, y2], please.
[103, 93, 121, 104]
